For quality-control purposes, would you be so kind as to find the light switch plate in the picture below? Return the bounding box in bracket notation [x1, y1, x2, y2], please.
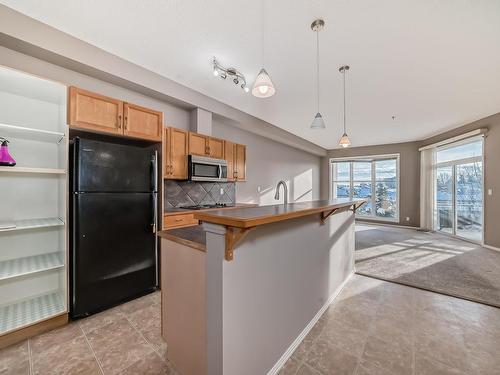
[488, 189, 493, 196]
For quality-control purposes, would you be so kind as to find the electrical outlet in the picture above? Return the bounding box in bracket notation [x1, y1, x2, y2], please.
[405, 217, 410, 222]
[488, 189, 493, 196]
[220, 188, 224, 195]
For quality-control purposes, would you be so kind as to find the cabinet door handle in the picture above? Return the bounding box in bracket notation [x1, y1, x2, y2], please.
[175, 218, 183, 222]
[124, 116, 128, 130]
[118, 115, 122, 129]
[170, 165, 173, 174]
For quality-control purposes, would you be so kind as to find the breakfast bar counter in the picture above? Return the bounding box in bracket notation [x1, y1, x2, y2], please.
[194, 199, 366, 228]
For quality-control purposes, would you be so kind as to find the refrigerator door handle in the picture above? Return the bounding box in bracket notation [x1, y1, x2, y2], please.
[152, 191, 158, 287]
[152, 151, 158, 192]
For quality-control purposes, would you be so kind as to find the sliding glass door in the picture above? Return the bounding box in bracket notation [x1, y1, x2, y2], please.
[435, 139, 483, 242]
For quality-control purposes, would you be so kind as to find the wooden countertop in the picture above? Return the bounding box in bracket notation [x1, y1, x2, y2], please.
[158, 225, 206, 252]
[194, 199, 366, 229]
[164, 203, 257, 216]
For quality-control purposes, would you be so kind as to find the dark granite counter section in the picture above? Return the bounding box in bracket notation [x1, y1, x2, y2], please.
[158, 225, 206, 252]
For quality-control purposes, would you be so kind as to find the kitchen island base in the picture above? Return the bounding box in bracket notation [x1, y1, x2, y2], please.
[160, 199, 362, 375]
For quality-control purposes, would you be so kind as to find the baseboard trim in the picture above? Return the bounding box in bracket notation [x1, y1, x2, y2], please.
[266, 272, 354, 375]
[483, 244, 500, 253]
[355, 220, 420, 230]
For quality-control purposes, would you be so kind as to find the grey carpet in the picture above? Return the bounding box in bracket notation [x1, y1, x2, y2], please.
[355, 224, 500, 307]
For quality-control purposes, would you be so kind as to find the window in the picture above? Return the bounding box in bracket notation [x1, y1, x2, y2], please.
[331, 155, 399, 221]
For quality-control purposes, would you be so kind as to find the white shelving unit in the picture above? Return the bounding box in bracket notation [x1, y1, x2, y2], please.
[0, 66, 68, 337]
[0, 217, 64, 232]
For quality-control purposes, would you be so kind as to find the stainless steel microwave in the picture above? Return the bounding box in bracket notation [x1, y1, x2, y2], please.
[188, 155, 228, 182]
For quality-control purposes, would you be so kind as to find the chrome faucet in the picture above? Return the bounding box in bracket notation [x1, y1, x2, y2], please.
[274, 180, 288, 205]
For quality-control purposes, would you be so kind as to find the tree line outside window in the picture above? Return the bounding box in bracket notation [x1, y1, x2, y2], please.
[331, 156, 399, 221]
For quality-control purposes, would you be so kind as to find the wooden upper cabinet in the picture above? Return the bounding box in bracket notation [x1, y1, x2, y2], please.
[224, 141, 236, 181]
[188, 132, 209, 156]
[235, 143, 246, 181]
[124, 103, 162, 141]
[68, 86, 164, 142]
[68, 87, 123, 135]
[209, 137, 224, 159]
[224, 141, 246, 181]
[165, 127, 189, 180]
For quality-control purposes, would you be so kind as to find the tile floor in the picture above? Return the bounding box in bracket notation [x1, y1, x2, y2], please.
[280, 275, 500, 375]
[0, 291, 177, 375]
[1, 276, 500, 375]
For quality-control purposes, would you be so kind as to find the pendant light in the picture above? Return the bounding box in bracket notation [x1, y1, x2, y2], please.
[252, 0, 275, 98]
[338, 65, 351, 147]
[310, 19, 326, 129]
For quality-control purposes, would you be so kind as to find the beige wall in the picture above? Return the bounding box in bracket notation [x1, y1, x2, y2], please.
[212, 119, 321, 205]
[324, 142, 421, 228]
[420, 112, 500, 249]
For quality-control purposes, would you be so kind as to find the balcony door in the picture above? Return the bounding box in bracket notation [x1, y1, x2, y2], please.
[435, 139, 483, 242]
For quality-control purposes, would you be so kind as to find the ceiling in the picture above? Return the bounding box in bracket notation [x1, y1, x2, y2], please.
[2, 0, 500, 149]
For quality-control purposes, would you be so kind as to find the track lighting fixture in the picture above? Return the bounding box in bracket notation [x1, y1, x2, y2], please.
[212, 58, 249, 93]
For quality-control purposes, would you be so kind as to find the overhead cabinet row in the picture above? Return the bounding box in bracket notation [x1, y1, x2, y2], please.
[68, 87, 163, 141]
[164, 127, 246, 181]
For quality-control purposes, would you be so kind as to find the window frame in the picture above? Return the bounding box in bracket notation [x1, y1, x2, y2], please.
[329, 154, 400, 222]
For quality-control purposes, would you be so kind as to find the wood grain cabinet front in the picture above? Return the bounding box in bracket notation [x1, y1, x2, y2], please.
[68, 87, 123, 135]
[163, 213, 199, 229]
[123, 103, 162, 141]
[224, 141, 246, 181]
[208, 137, 224, 159]
[164, 127, 189, 180]
[235, 143, 246, 181]
[188, 132, 210, 156]
[68, 86, 163, 142]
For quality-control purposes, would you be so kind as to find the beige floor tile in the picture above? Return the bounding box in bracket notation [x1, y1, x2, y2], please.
[86, 316, 153, 374]
[296, 363, 322, 375]
[31, 335, 101, 375]
[325, 301, 375, 332]
[78, 306, 125, 335]
[292, 318, 326, 361]
[355, 360, 399, 375]
[119, 293, 157, 315]
[118, 352, 175, 375]
[305, 338, 359, 375]
[360, 335, 413, 375]
[0, 340, 30, 375]
[415, 354, 466, 375]
[320, 319, 369, 358]
[30, 323, 83, 355]
[278, 355, 302, 375]
[140, 322, 168, 360]
[127, 303, 160, 331]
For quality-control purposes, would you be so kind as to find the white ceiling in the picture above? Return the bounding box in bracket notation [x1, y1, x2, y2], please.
[2, 0, 500, 149]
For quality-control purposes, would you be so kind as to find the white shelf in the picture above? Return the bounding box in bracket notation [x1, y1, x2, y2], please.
[0, 122, 65, 143]
[0, 217, 64, 232]
[0, 252, 64, 282]
[0, 166, 66, 174]
[0, 291, 65, 335]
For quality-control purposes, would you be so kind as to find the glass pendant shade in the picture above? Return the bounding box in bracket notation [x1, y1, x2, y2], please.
[310, 112, 326, 129]
[252, 68, 276, 98]
[339, 133, 351, 148]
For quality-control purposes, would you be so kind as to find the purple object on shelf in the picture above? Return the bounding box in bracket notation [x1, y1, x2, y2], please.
[0, 137, 16, 166]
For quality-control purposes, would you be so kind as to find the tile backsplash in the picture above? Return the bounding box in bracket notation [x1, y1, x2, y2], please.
[164, 180, 236, 208]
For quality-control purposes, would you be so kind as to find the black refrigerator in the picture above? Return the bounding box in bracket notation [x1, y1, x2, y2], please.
[70, 137, 158, 319]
